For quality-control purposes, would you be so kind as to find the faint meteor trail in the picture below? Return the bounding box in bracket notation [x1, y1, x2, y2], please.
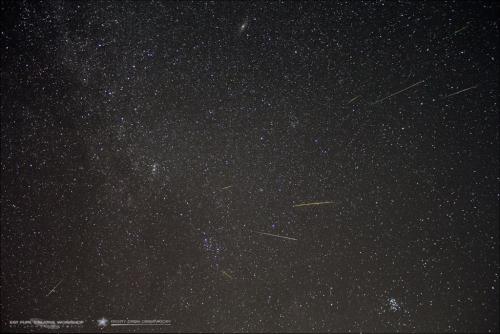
[46, 279, 63, 297]
[252, 230, 298, 241]
[222, 270, 233, 279]
[221, 185, 232, 190]
[347, 95, 361, 104]
[454, 24, 469, 35]
[444, 85, 477, 98]
[293, 201, 334, 208]
[373, 80, 425, 104]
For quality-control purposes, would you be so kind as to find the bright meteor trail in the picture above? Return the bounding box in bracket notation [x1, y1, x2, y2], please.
[373, 80, 425, 104]
[293, 201, 334, 208]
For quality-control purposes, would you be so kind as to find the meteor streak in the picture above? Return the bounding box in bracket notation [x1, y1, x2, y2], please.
[454, 24, 469, 35]
[293, 201, 334, 208]
[252, 230, 298, 241]
[347, 95, 361, 104]
[444, 85, 477, 98]
[222, 271, 233, 279]
[46, 279, 63, 297]
[373, 80, 425, 104]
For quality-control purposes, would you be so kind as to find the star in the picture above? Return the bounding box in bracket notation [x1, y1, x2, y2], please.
[239, 19, 248, 33]
[151, 162, 159, 175]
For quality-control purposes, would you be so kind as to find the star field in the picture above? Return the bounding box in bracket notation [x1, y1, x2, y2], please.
[1, 1, 499, 332]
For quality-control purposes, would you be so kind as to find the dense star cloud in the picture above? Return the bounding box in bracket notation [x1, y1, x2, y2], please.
[1, 1, 498, 332]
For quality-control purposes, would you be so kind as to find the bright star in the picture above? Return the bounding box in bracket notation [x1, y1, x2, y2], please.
[239, 19, 248, 33]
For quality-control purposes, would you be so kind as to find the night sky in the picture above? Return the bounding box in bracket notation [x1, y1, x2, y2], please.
[1, 1, 499, 332]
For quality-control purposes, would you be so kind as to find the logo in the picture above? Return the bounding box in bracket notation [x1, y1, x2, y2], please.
[97, 318, 109, 328]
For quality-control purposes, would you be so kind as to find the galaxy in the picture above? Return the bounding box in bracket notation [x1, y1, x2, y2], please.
[1, 1, 498, 332]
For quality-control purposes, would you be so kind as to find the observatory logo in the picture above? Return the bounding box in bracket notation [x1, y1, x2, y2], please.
[97, 317, 109, 328]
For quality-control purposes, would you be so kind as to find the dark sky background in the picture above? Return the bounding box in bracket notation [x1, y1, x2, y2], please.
[1, 1, 499, 332]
